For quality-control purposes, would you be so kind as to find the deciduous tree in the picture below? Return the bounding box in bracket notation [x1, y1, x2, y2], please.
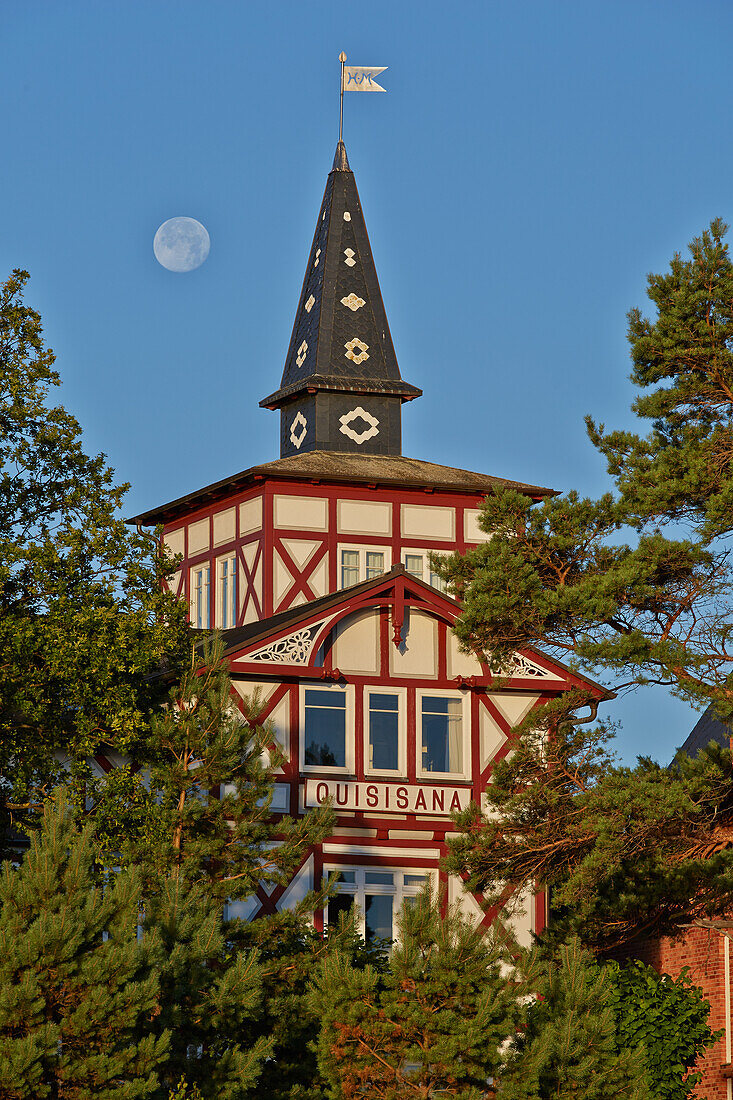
[0, 269, 189, 837]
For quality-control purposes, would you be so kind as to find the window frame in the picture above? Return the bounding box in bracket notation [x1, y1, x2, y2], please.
[415, 687, 470, 781]
[323, 865, 436, 945]
[401, 549, 449, 593]
[299, 682, 355, 775]
[216, 553, 237, 629]
[363, 686, 407, 778]
[337, 544, 391, 589]
[190, 563, 211, 629]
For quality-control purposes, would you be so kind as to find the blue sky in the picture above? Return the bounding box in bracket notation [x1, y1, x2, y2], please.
[3, 0, 731, 763]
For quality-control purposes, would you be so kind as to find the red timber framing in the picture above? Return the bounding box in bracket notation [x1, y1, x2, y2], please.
[157, 473, 542, 627]
[218, 566, 608, 941]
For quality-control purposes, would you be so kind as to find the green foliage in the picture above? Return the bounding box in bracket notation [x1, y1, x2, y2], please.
[167, 1083, 203, 1100]
[145, 875, 270, 1100]
[90, 636, 335, 1098]
[234, 908, 387, 1100]
[501, 938, 652, 1100]
[604, 960, 718, 1100]
[312, 889, 519, 1100]
[93, 635, 333, 912]
[446, 694, 733, 949]
[0, 269, 189, 837]
[0, 792, 169, 1099]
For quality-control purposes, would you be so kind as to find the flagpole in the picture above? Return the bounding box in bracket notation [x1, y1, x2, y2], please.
[338, 51, 346, 143]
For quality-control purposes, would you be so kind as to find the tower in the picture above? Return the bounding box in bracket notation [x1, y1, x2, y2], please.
[128, 142, 606, 944]
[260, 141, 420, 458]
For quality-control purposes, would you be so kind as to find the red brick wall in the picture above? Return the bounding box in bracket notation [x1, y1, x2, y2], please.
[617, 929, 730, 1100]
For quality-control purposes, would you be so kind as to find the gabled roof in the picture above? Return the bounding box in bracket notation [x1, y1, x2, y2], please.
[260, 141, 420, 413]
[678, 706, 732, 759]
[218, 565, 611, 700]
[128, 450, 556, 526]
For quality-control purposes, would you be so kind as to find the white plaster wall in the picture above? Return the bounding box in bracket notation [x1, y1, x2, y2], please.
[401, 503, 455, 541]
[281, 537, 320, 571]
[163, 528, 184, 557]
[240, 496, 262, 535]
[231, 682, 289, 754]
[277, 855, 314, 911]
[309, 554, 329, 598]
[390, 609, 438, 678]
[332, 608, 380, 674]
[446, 631, 483, 678]
[274, 495, 328, 531]
[448, 874, 486, 927]
[487, 693, 539, 729]
[480, 706, 507, 770]
[213, 507, 236, 546]
[338, 498, 392, 536]
[273, 550, 293, 605]
[464, 508, 492, 543]
[187, 518, 209, 554]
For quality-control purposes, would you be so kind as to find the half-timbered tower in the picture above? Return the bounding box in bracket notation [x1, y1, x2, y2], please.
[130, 142, 605, 946]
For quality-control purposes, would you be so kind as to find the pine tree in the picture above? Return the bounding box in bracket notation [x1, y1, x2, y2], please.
[0, 793, 169, 1099]
[234, 908, 387, 1100]
[312, 889, 519, 1100]
[90, 636, 333, 1098]
[500, 939, 652, 1100]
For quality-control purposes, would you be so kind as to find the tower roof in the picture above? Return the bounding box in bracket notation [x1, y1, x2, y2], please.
[260, 141, 421, 425]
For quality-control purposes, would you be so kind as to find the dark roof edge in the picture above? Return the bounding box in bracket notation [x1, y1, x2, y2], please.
[127, 455, 558, 526]
[260, 376, 423, 410]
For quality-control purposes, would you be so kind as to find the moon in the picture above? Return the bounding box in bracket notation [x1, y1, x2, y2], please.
[153, 217, 210, 272]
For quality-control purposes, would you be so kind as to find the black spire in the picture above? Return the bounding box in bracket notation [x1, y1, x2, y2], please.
[260, 141, 421, 457]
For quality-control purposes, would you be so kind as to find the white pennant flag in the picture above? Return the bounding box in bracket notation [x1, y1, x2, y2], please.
[343, 66, 387, 92]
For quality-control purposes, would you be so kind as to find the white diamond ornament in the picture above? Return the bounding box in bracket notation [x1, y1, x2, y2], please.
[341, 293, 365, 312]
[305, 294, 315, 313]
[344, 248, 356, 267]
[339, 407, 380, 445]
[344, 338, 370, 364]
[296, 340, 308, 368]
[290, 411, 308, 450]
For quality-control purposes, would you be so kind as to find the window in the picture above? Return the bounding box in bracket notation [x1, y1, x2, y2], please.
[341, 549, 360, 588]
[420, 694, 463, 775]
[402, 551, 448, 593]
[217, 555, 237, 629]
[339, 547, 389, 588]
[404, 553, 423, 581]
[325, 867, 432, 947]
[365, 690, 405, 774]
[304, 688, 347, 768]
[191, 565, 210, 629]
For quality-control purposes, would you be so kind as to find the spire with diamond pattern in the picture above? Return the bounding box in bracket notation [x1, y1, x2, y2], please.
[260, 141, 421, 457]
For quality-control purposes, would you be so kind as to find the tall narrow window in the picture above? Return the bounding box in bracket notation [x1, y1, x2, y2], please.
[404, 553, 424, 581]
[218, 555, 237, 628]
[304, 689, 347, 768]
[421, 695, 462, 774]
[341, 550, 360, 588]
[366, 551, 385, 579]
[368, 693, 399, 771]
[192, 566, 210, 629]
